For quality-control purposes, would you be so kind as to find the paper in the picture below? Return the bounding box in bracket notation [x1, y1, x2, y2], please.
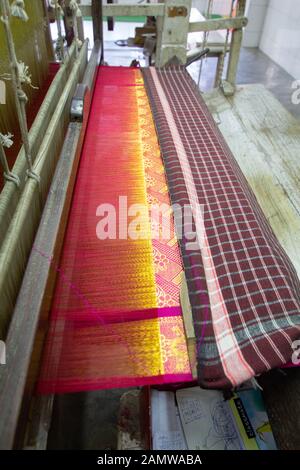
[151, 390, 187, 450]
[176, 387, 243, 450]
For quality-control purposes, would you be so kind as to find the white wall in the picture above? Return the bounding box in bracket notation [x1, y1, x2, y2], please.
[192, 0, 232, 16]
[243, 0, 268, 47]
[259, 0, 300, 79]
[79, 0, 148, 4]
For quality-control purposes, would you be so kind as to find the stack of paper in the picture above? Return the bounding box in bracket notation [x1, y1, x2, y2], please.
[151, 390, 187, 450]
[150, 387, 277, 450]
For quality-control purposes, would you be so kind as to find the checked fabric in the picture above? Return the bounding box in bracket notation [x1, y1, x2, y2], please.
[143, 66, 300, 389]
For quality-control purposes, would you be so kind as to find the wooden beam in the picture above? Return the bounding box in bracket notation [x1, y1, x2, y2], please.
[92, 0, 103, 59]
[23, 396, 54, 450]
[156, 0, 192, 67]
[189, 16, 248, 33]
[107, 0, 115, 32]
[223, 28, 243, 95]
[81, 3, 165, 18]
[224, 0, 247, 95]
[0, 123, 82, 450]
[0, 41, 98, 451]
[180, 274, 197, 378]
[82, 40, 101, 91]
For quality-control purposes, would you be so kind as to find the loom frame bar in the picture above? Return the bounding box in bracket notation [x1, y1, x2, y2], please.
[0, 41, 100, 450]
[0, 124, 81, 449]
[91, 0, 104, 62]
[81, 3, 165, 18]
[82, 0, 247, 84]
[188, 16, 247, 33]
[223, 0, 247, 95]
[155, 0, 192, 67]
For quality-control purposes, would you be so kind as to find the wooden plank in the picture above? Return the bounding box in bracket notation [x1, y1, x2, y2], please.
[23, 396, 54, 450]
[189, 16, 247, 33]
[224, 0, 247, 94]
[180, 274, 197, 378]
[227, 84, 300, 216]
[82, 40, 102, 91]
[203, 85, 300, 279]
[92, 0, 103, 53]
[0, 123, 82, 449]
[0, 42, 100, 450]
[107, 0, 115, 32]
[156, 0, 192, 67]
[99, 3, 165, 17]
[0, 41, 99, 450]
[81, 3, 165, 17]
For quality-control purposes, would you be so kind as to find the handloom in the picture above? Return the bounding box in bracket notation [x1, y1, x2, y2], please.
[36, 65, 300, 393]
[0, 0, 300, 451]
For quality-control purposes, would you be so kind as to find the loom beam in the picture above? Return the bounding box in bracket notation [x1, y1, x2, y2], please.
[2, 0, 298, 452]
[85, 0, 246, 76]
[0, 41, 101, 450]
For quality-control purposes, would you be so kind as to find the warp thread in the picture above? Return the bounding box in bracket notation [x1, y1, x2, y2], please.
[10, 0, 28, 22]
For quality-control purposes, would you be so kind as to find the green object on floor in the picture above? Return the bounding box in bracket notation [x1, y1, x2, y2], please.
[83, 16, 146, 23]
[201, 12, 223, 19]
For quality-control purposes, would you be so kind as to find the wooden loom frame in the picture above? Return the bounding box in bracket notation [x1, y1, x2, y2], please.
[2, 0, 296, 452]
[84, 0, 247, 94]
[0, 1, 102, 447]
[0, 41, 101, 450]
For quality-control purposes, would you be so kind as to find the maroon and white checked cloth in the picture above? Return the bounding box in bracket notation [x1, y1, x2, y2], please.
[142, 66, 300, 389]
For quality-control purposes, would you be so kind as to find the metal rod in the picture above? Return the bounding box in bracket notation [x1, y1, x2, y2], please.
[189, 16, 247, 33]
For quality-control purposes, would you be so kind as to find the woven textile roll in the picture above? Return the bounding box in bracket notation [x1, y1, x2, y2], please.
[37, 67, 192, 394]
[142, 66, 300, 389]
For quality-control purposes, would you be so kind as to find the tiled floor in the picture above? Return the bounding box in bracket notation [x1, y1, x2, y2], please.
[188, 47, 300, 120]
[100, 22, 300, 120]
